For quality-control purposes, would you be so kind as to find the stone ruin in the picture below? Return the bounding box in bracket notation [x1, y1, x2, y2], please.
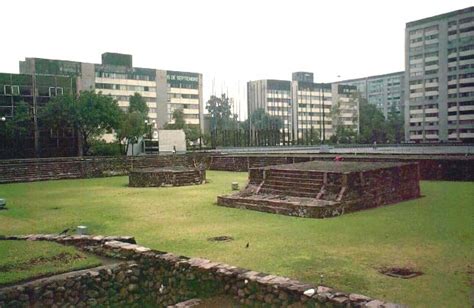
[129, 166, 205, 187]
[217, 160, 421, 218]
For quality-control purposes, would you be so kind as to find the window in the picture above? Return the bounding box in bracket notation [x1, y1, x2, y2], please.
[49, 87, 56, 97]
[11, 86, 19, 96]
[4, 85, 12, 95]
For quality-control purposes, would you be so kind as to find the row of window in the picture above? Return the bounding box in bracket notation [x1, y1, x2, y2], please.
[448, 26, 474, 36]
[448, 91, 474, 98]
[448, 63, 474, 72]
[96, 83, 156, 92]
[95, 71, 155, 81]
[1, 85, 64, 97]
[168, 93, 199, 100]
[409, 25, 439, 36]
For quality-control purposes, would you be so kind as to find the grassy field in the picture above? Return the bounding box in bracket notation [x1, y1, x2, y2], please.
[0, 241, 101, 286]
[0, 171, 472, 307]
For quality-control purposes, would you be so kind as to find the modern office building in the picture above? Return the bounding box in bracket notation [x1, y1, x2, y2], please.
[291, 74, 333, 142]
[19, 53, 204, 134]
[0, 73, 77, 157]
[335, 71, 405, 119]
[405, 7, 474, 142]
[247, 79, 293, 141]
[247, 72, 359, 142]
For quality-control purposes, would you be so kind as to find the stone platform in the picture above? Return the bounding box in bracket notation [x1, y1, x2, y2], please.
[217, 161, 421, 218]
[129, 166, 205, 187]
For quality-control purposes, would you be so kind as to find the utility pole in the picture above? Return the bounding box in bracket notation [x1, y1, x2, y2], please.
[32, 73, 39, 157]
[321, 83, 326, 144]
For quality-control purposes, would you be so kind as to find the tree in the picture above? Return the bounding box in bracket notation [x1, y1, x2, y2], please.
[164, 109, 202, 146]
[165, 109, 186, 130]
[358, 96, 387, 144]
[386, 104, 404, 144]
[116, 93, 150, 155]
[117, 111, 148, 155]
[249, 108, 283, 146]
[41, 90, 122, 156]
[206, 94, 233, 130]
[128, 93, 148, 115]
[205, 94, 239, 147]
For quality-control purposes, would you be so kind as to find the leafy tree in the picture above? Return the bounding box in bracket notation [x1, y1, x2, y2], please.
[128, 93, 148, 114]
[117, 111, 148, 155]
[358, 96, 387, 144]
[115, 93, 150, 155]
[41, 90, 122, 156]
[249, 108, 283, 146]
[165, 109, 186, 129]
[164, 109, 202, 146]
[206, 94, 234, 131]
[386, 104, 404, 144]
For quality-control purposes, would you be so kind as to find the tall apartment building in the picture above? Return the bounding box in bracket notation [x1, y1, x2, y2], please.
[331, 84, 360, 134]
[335, 71, 405, 118]
[19, 53, 204, 134]
[247, 72, 359, 142]
[405, 7, 474, 142]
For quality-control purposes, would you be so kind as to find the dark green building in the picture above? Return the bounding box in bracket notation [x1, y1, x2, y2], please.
[0, 73, 77, 158]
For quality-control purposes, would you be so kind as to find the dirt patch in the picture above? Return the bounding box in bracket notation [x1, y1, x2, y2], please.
[207, 236, 234, 242]
[379, 266, 423, 279]
[0, 252, 85, 272]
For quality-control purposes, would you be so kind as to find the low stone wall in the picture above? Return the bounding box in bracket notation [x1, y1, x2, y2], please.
[0, 234, 401, 307]
[0, 152, 472, 184]
[129, 168, 206, 187]
[0, 154, 209, 184]
[209, 154, 474, 181]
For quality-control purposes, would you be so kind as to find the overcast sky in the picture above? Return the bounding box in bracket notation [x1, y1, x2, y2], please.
[1, 0, 472, 119]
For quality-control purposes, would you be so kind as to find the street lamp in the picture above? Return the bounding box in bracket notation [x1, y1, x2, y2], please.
[0, 116, 5, 122]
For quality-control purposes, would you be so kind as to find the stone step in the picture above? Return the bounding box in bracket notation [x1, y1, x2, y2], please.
[267, 170, 323, 179]
[259, 188, 316, 198]
[263, 180, 322, 191]
[264, 177, 323, 186]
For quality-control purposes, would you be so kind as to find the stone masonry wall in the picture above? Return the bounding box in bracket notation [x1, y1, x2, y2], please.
[209, 154, 474, 181]
[0, 154, 209, 184]
[0, 235, 401, 307]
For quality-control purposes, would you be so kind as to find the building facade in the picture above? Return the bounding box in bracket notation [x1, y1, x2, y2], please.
[247, 79, 293, 141]
[20, 53, 204, 136]
[335, 71, 405, 119]
[247, 72, 359, 143]
[405, 7, 474, 142]
[0, 73, 77, 158]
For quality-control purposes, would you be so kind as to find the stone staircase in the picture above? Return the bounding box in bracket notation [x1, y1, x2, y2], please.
[259, 169, 323, 198]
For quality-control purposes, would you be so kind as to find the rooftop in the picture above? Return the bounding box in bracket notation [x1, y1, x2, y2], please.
[406, 6, 474, 27]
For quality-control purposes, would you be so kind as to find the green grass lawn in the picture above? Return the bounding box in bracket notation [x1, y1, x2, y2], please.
[0, 241, 101, 286]
[0, 171, 472, 307]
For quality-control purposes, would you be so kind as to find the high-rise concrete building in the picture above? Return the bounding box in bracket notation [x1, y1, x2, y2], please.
[291, 75, 333, 141]
[331, 83, 360, 134]
[247, 72, 359, 142]
[405, 7, 474, 142]
[247, 79, 293, 141]
[20, 53, 204, 136]
[335, 71, 405, 119]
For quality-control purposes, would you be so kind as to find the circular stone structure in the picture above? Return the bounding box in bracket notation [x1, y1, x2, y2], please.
[129, 166, 205, 187]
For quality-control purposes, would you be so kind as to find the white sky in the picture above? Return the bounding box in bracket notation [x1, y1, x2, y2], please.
[1, 0, 472, 120]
